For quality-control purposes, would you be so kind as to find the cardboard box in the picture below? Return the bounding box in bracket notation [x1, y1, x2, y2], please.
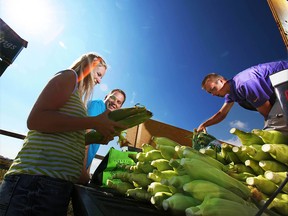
[125, 119, 193, 149]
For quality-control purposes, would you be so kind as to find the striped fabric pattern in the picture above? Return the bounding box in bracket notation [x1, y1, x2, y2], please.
[6, 78, 87, 183]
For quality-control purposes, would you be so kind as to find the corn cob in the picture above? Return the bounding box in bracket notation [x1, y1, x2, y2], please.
[126, 188, 152, 201]
[145, 149, 164, 161]
[150, 191, 172, 209]
[130, 161, 154, 173]
[106, 179, 134, 195]
[157, 144, 179, 160]
[199, 148, 227, 164]
[245, 159, 265, 175]
[85, 106, 152, 144]
[162, 193, 201, 212]
[183, 179, 248, 204]
[141, 143, 155, 153]
[246, 175, 279, 195]
[182, 146, 227, 171]
[226, 163, 255, 174]
[268, 198, 288, 216]
[180, 158, 251, 199]
[251, 129, 288, 144]
[232, 146, 252, 164]
[221, 143, 242, 164]
[152, 169, 178, 181]
[186, 197, 259, 216]
[167, 174, 192, 190]
[264, 171, 288, 193]
[151, 136, 180, 148]
[147, 182, 173, 195]
[227, 171, 256, 182]
[259, 160, 288, 172]
[230, 127, 264, 145]
[168, 158, 187, 176]
[151, 159, 173, 171]
[261, 144, 288, 165]
[241, 144, 273, 161]
[135, 152, 146, 162]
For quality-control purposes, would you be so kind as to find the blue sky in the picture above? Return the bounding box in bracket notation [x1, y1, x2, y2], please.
[1, 0, 287, 163]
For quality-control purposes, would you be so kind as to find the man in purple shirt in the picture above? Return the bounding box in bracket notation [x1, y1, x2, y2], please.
[197, 60, 288, 134]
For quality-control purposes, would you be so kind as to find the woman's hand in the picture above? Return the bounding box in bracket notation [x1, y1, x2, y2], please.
[92, 109, 127, 138]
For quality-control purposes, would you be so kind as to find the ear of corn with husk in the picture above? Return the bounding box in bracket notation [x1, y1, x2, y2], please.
[85, 105, 152, 144]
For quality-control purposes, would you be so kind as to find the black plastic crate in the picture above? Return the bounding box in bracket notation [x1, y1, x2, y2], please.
[72, 184, 172, 216]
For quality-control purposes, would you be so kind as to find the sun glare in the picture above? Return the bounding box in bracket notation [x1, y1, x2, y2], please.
[1, 0, 59, 41]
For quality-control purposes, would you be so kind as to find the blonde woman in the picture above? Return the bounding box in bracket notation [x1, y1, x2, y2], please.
[0, 52, 125, 216]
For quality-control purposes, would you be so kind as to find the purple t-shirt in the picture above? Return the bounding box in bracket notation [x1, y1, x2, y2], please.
[225, 60, 288, 110]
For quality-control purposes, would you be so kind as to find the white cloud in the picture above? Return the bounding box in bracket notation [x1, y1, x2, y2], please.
[229, 120, 248, 130]
[59, 41, 66, 49]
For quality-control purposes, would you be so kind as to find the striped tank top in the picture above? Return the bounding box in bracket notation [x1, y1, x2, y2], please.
[6, 70, 87, 183]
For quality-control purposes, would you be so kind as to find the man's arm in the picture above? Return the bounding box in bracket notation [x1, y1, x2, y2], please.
[257, 100, 272, 118]
[197, 102, 234, 132]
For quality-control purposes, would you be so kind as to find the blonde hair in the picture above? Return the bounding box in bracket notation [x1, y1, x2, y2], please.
[69, 52, 107, 105]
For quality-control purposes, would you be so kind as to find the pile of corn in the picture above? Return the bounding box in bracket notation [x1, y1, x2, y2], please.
[105, 129, 288, 216]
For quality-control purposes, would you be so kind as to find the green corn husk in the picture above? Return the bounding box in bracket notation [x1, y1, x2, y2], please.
[264, 171, 288, 193]
[157, 144, 179, 160]
[145, 149, 164, 161]
[181, 146, 227, 171]
[251, 129, 288, 144]
[166, 174, 191, 190]
[130, 161, 155, 173]
[232, 146, 252, 164]
[180, 158, 251, 199]
[113, 172, 152, 188]
[267, 198, 288, 216]
[126, 187, 152, 201]
[259, 160, 288, 172]
[147, 182, 172, 195]
[246, 175, 279, 195]
[162, 193, 201, 213]
[230, 127, 265, 145]
[261, 144, 288, 165]
[141, 143, 155, 153]
[199, 148, 227, 164]
[152, 136, 180, 148]
[226, 163, 255, 175]
[106, 179, 134, 195]
[245, 159, 265, 175]
[135, 152, 146, 162]
[221, 143, 241, 164]
[183, 179, 249, 204]
[241, 144, 273, 161]
[186, 197, 259, 216]
[228, 171, 256, 182]
[224, 151, 242, 164]
[151, 159, 173, 171]
[85, 106, 152, 144]
[150, 191, 172, 209]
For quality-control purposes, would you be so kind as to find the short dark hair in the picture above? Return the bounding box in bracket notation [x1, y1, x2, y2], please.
[106, 89, 126, 105]
[201, 73, 225, 89]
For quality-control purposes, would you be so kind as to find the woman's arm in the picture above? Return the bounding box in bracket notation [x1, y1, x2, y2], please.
[27, 71, 125, 135]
